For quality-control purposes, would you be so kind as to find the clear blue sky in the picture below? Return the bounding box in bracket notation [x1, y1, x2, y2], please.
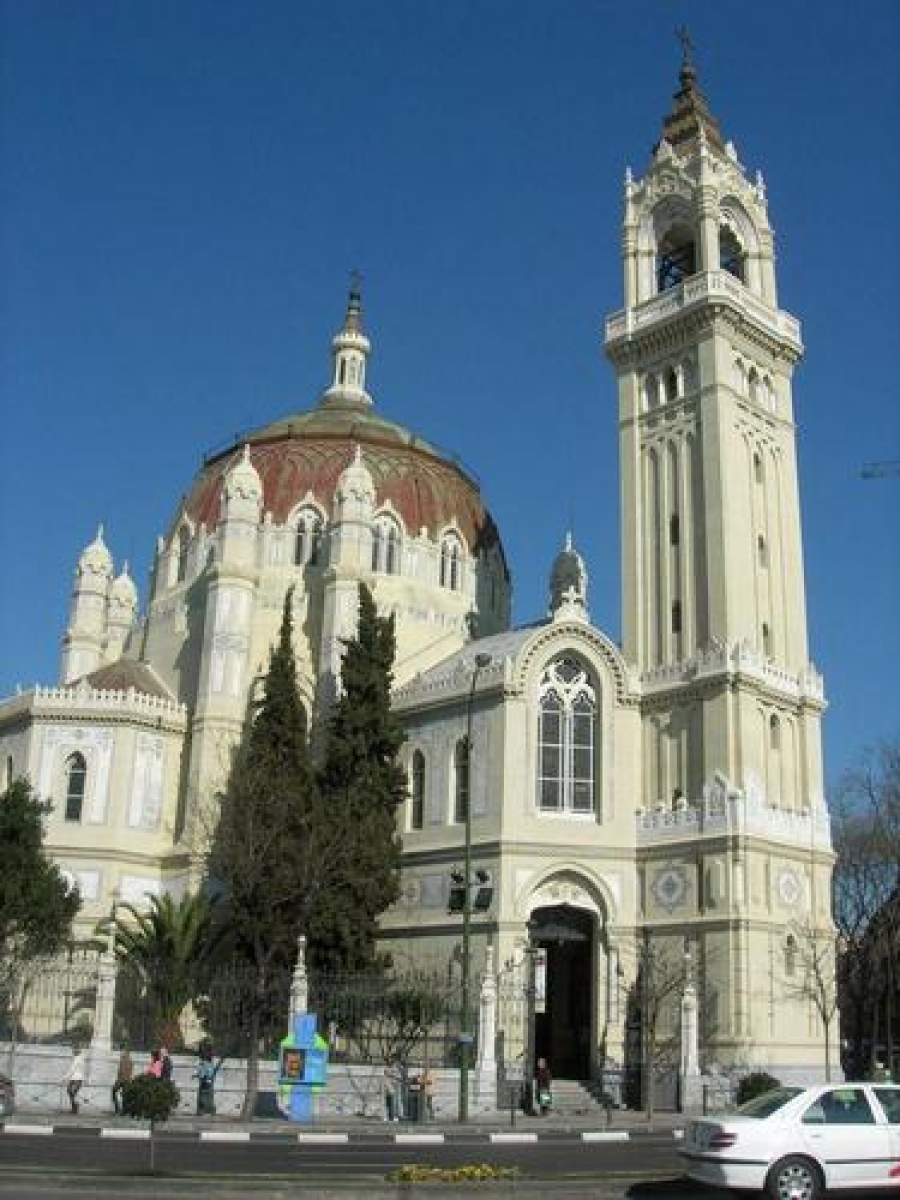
[1, 0, 897, 789]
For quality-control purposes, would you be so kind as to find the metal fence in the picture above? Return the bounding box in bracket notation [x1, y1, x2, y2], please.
[2, 956, 465, 1068]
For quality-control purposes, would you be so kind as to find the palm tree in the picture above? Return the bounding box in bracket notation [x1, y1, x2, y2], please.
[97, 891, 214, 1049]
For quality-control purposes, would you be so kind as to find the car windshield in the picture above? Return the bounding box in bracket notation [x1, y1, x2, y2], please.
[736, 1087, 803, 1118]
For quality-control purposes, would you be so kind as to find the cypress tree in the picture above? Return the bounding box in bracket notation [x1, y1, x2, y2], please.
[311, 583, 407, 971]
[206, 588, 329, 1115]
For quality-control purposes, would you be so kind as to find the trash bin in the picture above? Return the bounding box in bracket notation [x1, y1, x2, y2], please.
[406, 1078, 422, 1123]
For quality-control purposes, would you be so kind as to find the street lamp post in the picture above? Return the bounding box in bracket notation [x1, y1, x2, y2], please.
[458, 650, 492, 1123]
[523, 918, 539, 1115]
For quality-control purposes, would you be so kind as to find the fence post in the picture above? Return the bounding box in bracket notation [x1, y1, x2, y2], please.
[474, 945, 497, 1111]
[289, 935, 308, 1022]
[92, 941, 117, 1053]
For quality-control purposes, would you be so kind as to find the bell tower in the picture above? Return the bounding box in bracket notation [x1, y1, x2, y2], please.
[605, 46, 826, 813]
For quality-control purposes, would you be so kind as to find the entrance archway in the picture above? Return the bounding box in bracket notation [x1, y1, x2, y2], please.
[531, 904, 594, 1078]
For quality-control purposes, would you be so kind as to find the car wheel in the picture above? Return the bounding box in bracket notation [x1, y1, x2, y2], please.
[766, 1154, 823, 1200]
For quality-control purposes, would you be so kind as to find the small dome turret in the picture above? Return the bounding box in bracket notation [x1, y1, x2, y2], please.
[320, 276, 373, 410]
[110, 562, 138, 611]
[223, 444, 263, 509]
[549, 532, 589, 622]
[78, 525, 113, 580]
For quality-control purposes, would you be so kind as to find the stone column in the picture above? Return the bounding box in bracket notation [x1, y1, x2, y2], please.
[679, 949, 702, 1111]
[474, 945, 497, 1112]
[289, 935, 309, 1022]
[92, 924, 118, 1054]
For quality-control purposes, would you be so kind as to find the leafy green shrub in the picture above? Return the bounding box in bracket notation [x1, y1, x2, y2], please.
[122, 1075, 180, 1124]
[736, 1071, 781, 1106]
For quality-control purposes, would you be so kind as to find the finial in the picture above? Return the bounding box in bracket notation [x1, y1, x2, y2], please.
[241, 443, 251, 463]
[96, 523, 105, 543]
[345, 270, 363, 331]
[676, 25, 695, 76]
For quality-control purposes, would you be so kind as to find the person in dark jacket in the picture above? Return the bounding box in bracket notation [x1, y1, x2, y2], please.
[535, 1057, 552, 1115]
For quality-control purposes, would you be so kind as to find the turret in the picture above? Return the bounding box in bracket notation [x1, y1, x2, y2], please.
[329, 444, 376, 570]
[105, 562, 138, 663]
[548, 533, 589, 623]
[219, 444, 263, 568]
[319, 275, 373, 410]
[61, 526, 113, 682]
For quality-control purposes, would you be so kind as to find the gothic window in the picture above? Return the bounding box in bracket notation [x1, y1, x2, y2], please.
[372, 515, 401, 574]
[294, 508, 323, 567]
[672, 600, 682, 634]
[670, 514, 680, 546]
[719, 225, 746, 282]
[411, 750, 425, 831]
[537, 657, 597, 814]
[748, 367, 762, 405]
[176, 526, 190, 584]
[656, 226, 696, 293]
[769, 713, 781, 751]
[664, 367, 678, 402]
[753, 452, 763, 484]
[763, 623, 772, 658]
[64, 752, 87, 822]
[440, 535, 463, 591]
[758, 533, 768, 567]
[453, 738, 469, 824]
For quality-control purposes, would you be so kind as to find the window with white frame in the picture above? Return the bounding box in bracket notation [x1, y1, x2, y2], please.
[64, 752, 87, 822]
[410, 750, 425, 830]
[372, 514, 401, 574]
[453, 738, 469, 823]
[440, 534, 463, 591]
[537, 657, 596, 814]
[294, 507, 324, 567]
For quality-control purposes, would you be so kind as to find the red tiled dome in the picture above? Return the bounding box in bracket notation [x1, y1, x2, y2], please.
[181, 403, 505, 560]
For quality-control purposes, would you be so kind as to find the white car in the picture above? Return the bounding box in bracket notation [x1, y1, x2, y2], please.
[680, 1082, 900, 1199]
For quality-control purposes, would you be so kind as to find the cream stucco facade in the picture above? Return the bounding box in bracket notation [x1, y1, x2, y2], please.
[0, 57, 835, 1085]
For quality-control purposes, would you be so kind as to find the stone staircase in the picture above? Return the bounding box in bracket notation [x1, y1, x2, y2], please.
[544, 1077, 616, 1117]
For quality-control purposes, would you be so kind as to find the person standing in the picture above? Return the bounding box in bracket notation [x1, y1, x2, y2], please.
[421, 1067, 435, 1121]
[111, 1048, 133, 1115]
[194, 1043, 221, 1116]
[159, 1046, 173, 1082]
[536, 1057, 553, 1116]
[148, 1049, 163, 1078]
[63, 1046, 85, 1115]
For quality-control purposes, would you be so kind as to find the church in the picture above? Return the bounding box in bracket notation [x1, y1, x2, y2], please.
[0, 55, 835, 1086]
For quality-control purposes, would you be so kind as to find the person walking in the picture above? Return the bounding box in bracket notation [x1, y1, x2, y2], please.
[148, 1049, 163, 1078]
[421, 1067, 435, 1121]
[63, 1046, 85, 1115]
[111, 1048, 133, 1115]
[383, 1061, 399, 1122]
[536, 1057, 553, 1116]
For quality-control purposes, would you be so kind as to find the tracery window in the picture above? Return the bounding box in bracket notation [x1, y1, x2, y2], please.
[294, 508, 324, 567]
[537, 657, 596, 814]
[411, 750, 425, 830]
[372, 515, 401, 574]
[719, 225, 746, 283]
[65, 752, 87, 822]
[440, 535, 463, 591]
[453, 739, 469, 824]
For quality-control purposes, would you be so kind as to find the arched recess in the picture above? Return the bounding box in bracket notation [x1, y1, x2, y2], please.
[718, 199, 762, 294]
[520, 868, 616, 1079]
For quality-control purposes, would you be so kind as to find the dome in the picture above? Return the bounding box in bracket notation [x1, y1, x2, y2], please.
[181, 402, 501, 555]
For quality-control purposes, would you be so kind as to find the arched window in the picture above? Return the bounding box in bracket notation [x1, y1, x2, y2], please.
[784, 934, 797, 977]
[440, 535, 463, 591]
[537, 657, 596, 814]
[748, 368, 762, 405]
[411, 750, 425, 830]
[769, 713, 781, 751]
[719, 224, 746, 282]
[763, 623, 772, 658]
[294, 508, 324, 567]
[453, 739, 469, 824]
[758, 533, 768, 567]
[664, 367, 678, 403]
[372, 515, 401, 574]
[656, 225, 696, 293]
[176, 526, 190, 584]
[753, 452, 763, 484]
[65, 753, 87, 822]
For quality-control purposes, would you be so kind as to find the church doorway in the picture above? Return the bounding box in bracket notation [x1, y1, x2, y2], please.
[530, 904, 594, 1079]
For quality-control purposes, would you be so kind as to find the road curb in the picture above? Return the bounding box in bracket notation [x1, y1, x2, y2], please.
[0, 1121, 685, 1145]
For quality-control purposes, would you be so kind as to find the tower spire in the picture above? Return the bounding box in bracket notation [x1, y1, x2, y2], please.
[320, 274, 373, 410]
[658, 30, 726, 156]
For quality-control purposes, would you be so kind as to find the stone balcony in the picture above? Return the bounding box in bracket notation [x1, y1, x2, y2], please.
[605, 270, 802, 352]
